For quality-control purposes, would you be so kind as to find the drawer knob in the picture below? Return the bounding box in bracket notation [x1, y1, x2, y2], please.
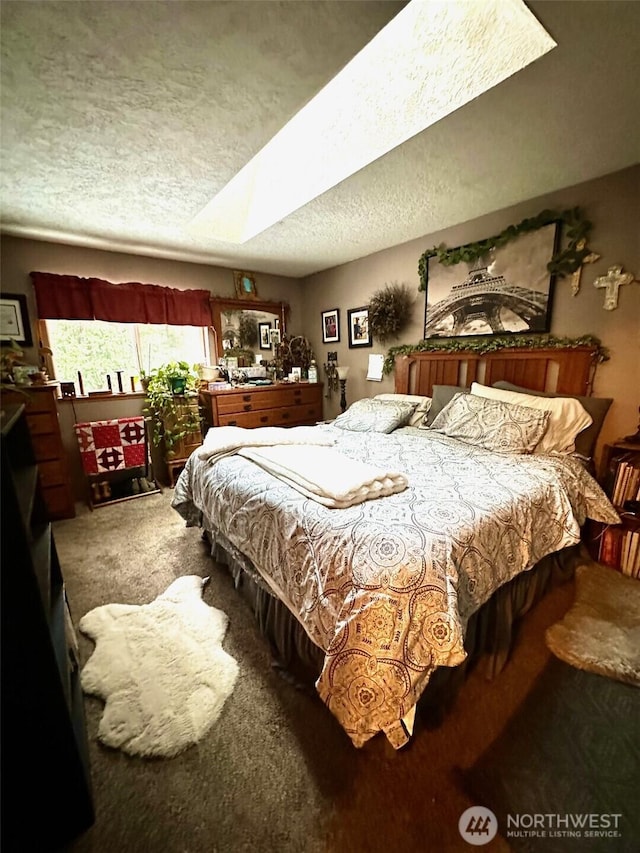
[243, 404, 252, 412]
[282, 412, 290, 420]
[260, 416, 268, 423]
[242, 394, 251, 402]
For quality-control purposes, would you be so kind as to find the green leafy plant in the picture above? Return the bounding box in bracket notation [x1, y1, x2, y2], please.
[222, 346, 256, 367]
[238, 312, 259, 348]
[0, 339, 25, 383]
[142, 361, 202, 454]
[418, 207, 593, 291]
[382, 334, 608, 376]
[367, 281, 414, 343]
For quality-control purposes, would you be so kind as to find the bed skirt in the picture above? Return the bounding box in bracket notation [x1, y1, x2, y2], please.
[200, 513, 582, 728]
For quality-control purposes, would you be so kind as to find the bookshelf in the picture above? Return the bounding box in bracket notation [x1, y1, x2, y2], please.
[1, 404, 94, 850]
[588, 441, 640, 577]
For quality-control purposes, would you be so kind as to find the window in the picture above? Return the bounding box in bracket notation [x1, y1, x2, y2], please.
[45, 320, 210, 392]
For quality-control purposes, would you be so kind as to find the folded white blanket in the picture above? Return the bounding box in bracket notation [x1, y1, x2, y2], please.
[197, 425, 336, 464]
[238, 444, 408, 508]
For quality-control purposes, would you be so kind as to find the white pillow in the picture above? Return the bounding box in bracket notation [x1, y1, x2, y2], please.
[469, 382, 593, 455]
[374, 393, 432, 427]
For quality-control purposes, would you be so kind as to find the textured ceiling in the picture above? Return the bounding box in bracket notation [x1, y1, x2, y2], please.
[1, 0, 639, 278]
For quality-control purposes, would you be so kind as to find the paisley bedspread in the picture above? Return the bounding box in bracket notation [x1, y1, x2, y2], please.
[172, 425, 619, 748]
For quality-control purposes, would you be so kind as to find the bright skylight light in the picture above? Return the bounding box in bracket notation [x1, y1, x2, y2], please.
[189, 0, 555, 244]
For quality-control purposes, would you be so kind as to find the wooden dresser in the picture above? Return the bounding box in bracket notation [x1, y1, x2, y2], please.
[200, 383, 323, 429]
[1, 384, 75, 519]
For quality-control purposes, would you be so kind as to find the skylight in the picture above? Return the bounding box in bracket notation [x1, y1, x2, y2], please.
[189, 0, 555, 244]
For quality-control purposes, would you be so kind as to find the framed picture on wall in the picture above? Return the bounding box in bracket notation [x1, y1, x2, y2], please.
[347, 306, 372, 348]
[423, 222, 559, 339]
[258, 321, 272, 350]
[233, 270, 259, 300]
[321, 308, 340, 344]
[0, 292, 33, 346]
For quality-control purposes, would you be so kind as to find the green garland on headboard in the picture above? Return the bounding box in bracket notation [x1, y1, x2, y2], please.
[382, 334, 608, 377]
[418, 207, 592, 292]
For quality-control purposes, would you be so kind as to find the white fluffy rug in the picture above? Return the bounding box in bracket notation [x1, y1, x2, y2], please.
[79, 575, 239, 758]
[546, 562, 640, 687]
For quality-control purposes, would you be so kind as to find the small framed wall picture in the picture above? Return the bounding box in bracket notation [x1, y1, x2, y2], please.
[233, 270, 259, 300]
[0, 292, 33, 346]
[321, 308, 340, 344]
[347, 306, 372, 348]
[258, 321, 272, 350]
[269, 328, 281, 347]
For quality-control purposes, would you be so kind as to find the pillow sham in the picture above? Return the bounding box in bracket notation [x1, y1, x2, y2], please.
[421, 385, 468, 427]
[470, 382, 592, 455]
[430, 392, 550, 454]
[332, 398, 416, 433]
[374, 393, 432, 427]
[492, 381, 613, 459]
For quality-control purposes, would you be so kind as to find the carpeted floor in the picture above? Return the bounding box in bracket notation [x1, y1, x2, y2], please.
[53, 491, 637, 853]
[462, 657, 640, 853]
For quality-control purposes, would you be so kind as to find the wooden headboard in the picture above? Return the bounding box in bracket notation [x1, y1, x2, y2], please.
[394, 346, 599, 398]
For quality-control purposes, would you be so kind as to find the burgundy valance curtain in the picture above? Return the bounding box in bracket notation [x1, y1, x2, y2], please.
[31, 272, 212, 326]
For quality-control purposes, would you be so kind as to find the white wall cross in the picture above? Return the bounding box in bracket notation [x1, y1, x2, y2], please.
[593, 264, 634, 310]
[571, 238, 601, 296]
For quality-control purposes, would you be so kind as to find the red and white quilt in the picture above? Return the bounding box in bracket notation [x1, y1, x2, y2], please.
[75, 417, 147, 475]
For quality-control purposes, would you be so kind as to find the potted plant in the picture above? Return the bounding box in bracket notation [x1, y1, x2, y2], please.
[143, 361, 202, 457]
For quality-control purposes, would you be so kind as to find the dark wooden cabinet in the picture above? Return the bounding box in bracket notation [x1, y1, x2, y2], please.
[200, 382, 324, 430]
[1, 384, 75, 519]
[1, 405, 94, 851]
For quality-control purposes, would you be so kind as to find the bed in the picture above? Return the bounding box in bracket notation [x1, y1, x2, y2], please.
[172, 346, 619, 749]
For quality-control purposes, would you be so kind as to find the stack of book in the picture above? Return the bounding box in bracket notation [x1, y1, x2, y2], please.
[597, 520, 640, 578]
[608, 453, 640, 508]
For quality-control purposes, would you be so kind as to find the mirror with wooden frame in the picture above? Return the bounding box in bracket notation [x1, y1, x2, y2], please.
[209, 297, 289, 362]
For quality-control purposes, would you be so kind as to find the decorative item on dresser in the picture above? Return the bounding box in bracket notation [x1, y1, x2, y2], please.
[1, 383, 75, 519]
[1, 404, 94, 849]
[200, 382, 323, 430]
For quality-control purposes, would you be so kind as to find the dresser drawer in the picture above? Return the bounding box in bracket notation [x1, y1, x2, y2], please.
[24, 389, 58, 415]
[38, 459, 67, 488]
[214, 384, 321, 415]
[218, 409, 285, 428]
[31, 432, 63, 462]
[26, 411, 59, 436]
[41, 484, 76, 520]
[215, 389, 282, 415]
[218, 402, 323, 428]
